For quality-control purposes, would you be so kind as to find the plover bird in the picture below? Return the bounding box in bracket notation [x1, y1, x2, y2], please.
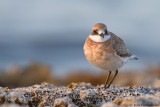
[83, 23, 138, 88]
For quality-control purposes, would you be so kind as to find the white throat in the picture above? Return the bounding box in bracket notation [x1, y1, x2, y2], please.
[89, 34, 110, 42]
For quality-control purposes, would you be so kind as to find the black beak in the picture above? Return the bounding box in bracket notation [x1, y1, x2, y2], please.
[99, 34, 104, 38]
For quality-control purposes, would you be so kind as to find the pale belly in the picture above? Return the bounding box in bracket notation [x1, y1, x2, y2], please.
[84, 48, 125, 71]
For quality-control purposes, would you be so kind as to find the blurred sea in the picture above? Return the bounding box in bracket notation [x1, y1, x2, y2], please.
[0, 0, 160, 75]
[0, 37, 159, 75]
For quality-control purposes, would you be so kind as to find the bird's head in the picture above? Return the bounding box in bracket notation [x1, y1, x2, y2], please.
[89, 23, 110, 42]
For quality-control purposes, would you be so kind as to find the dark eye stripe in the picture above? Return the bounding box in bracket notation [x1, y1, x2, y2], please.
[92, 29, 98, 35]
[105, 29, 108, 35]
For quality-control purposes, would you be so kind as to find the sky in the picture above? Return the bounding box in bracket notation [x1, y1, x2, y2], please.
[0, 1, 160, 45]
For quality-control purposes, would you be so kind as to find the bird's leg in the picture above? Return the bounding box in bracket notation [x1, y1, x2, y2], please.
[106, 69, 118, 88]
[104, 71, 111, 88]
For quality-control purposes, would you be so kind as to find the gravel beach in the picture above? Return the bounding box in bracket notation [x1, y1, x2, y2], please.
[0, 82, 160, 107]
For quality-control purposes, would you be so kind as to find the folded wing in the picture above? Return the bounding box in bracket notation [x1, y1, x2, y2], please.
[109, 32, 132, 57]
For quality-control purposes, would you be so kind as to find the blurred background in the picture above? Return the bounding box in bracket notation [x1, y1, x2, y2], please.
[0, 0, 160, 88]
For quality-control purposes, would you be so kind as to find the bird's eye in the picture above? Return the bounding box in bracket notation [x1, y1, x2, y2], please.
[92, 30, 98, 35]
[105, 29, 108, 35]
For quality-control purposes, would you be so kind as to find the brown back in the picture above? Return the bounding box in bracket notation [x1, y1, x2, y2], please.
[109, 31, 132, 57]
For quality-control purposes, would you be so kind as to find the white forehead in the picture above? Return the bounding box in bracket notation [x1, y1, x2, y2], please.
[98, 29, 105, 34]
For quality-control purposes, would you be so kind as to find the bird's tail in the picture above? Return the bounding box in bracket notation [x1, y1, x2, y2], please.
[121, 55, 138, 64]
[129, 55, 138, 60]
